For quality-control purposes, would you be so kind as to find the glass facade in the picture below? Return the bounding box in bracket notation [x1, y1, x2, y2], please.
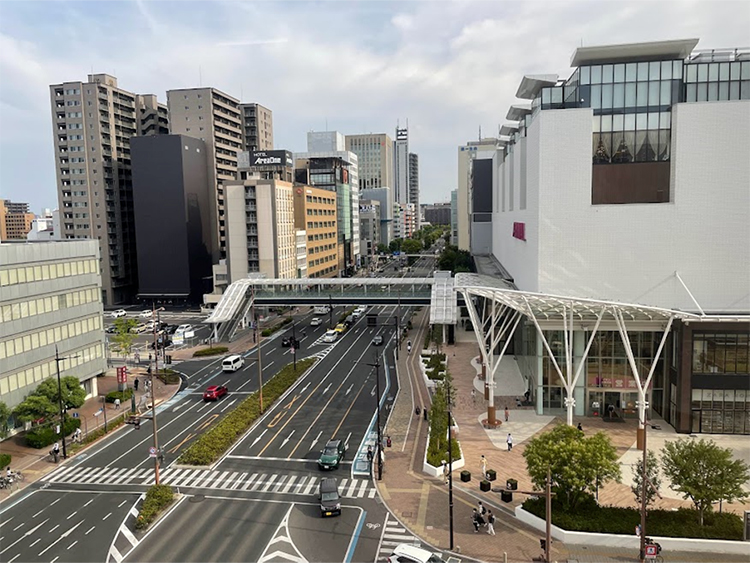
[685, 60, 750, 102]
[692, 333, 750, 374]
[692, 389, 750, 434]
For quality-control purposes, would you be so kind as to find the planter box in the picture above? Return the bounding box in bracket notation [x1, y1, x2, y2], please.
[486, 469, 496, 481]
[421, 425, 465, 477]
[460, 470, 471, 482]
[501, 490, 513, 503]
[480, 479, 491, 492]
[506, 478, 518, 490]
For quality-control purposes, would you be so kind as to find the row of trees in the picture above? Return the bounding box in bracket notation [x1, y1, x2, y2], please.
[376, 225, 449, 256]
[524, 425, 749, 525]
[437, 244, 474, 273]
[7, 376, 86, 427]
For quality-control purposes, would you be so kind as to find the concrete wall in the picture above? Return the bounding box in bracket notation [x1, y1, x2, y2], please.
[225, 184, 249, 284]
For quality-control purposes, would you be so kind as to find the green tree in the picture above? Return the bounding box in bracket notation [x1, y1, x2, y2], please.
[13, 394, 58, 424]
[376, 243, 388, 254]
[631, 449, 662, 510]
[35, 376, 86, 409]
[401, 238, 422, 255]
[111, 318, 138, 359]
[388, 238, 402, 253]
[0, 401, 11, 438]
[523, 424, 621, 510]
[661, 438, 750, 525]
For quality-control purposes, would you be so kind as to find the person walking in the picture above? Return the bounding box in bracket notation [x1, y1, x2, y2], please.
[52, 442, 60, 463]
[478, 500, 487, 518]
[134, 378, 139, 392]
[506, 433, 513, 451]
[577, 422, 583, 432]
[442, 461, 450, 485]
[471, 509, 480, 533]
[504, 406, 510, 422]
[471, 388, 476, 405]
[423, 407, 428, 421]
[486, 511, 496, 535]
[114, 398, 121, 410]
[480, 454, 487, 478]
[415, 406, 421, 417]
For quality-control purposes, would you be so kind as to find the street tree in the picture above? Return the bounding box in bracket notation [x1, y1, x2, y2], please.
[661, 438, 750, 525]
[0, 401, 10, 438]
[35, 376, 86, 409]
[523, 424, 621, 510]
[631, 449, 662, 509]
[389, 238, 403, 253]
[376, 243, 388, 254]
[13, 394, 58, 423]
[401, 238, 422, 255]
[111, 317, 138, 359]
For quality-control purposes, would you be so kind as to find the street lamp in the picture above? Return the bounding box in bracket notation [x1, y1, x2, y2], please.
[367, 352, 383, 481]
[147, 303, 165, 484]
[446, 375, 455, 550]
[54, 346, 80, 460]
[252, 286, 263, 414]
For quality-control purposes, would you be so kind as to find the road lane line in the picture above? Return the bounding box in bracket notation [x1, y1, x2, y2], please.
[83, 498, 95, 507]
[49, 524, 59, 533]
[67, 541, 77, 550]
[30, 538, 42, 547]
[103, 512, 112, 520]
[66, 511, 77, 520]
[85, 526, 95, 535]
[118, 499, 128, 508]
[12, 523, 23, 531]
[8, 554, 20, 563]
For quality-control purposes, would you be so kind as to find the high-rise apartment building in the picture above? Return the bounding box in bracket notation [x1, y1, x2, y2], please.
[450, 189, 458, 245]
[240, 103, 273, 151]
[345, 133, 394, 190]
[394, 126, 409, 205]
[49, 74, 151, 305]
[359, 199, 381, 266]
[293, 186, 339, 278]
[0, 200, 35, 241]
[167, 87, 243, 262]
[408, 152, 419, 228]
[135, 94, 169, 136]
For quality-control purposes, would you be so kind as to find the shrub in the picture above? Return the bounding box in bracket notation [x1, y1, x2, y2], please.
[25, 417, 81, 448]
[156, 370, 181, 385]
[426, 374, 461, 467]
[105, 388, 134, 403]
[192, 346, 229, 358]
[522, 496, 743, 540]
[261, 329, 272, 337]
[0, 453, 11, 468]
[135, 484, 174, 530]
[179, 358, 316, 465]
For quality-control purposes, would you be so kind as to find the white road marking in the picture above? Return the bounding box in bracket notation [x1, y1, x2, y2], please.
[66, 511, 77, 520]
[85, 526, 95, 535]
[310, 431, 322, 450]
[83, 498, 95, 507]
[103, 512, 112, 521]
[0, 519, 48, 556]
[281, 430, 295, 448]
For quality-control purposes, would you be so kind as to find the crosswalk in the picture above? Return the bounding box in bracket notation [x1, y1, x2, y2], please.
[378, 514, 420, 561]
[44, 465, 377, 499]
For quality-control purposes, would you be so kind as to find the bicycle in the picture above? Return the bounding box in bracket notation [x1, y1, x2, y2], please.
[11, 470, 24, 482]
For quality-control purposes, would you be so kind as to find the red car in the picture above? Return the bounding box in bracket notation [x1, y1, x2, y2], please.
[203, 385, 228, 401]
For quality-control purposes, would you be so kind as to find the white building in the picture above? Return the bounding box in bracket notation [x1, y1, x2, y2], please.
[26, 209, 61, 241]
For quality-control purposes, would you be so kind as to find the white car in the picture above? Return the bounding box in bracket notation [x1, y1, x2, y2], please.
[140, 310, 153, 319]
[111, 309, 127, 318]
[323, 329, 338, 343]
[310, 317, 323, 327]
[387, 544, 444, 563]
[175, 324, 193, 334]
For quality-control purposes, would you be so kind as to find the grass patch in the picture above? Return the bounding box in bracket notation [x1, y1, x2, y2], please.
[135, 484, 174, 530]
[0, 453, 11, 468]
[156, 369, 181, 385]
[192, 346, 229, 358]
[178, 358, 316, 466]
[523, 496, 744, 540]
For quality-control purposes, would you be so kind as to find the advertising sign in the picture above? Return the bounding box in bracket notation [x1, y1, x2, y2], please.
[116, 366, 128, 383]
[239, 150, 292, 168]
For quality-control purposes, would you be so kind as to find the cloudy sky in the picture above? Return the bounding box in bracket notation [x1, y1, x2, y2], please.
[1, 0, 748, 213]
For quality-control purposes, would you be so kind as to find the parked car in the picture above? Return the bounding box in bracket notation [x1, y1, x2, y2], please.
[166, 325, 179, 335]
[133, 323, 149, 334]
[149, 338, 172, 350]
[175, 324, 193, 335]
[140, 310, 153, 319]
[111, 309, 127, 318]
[318, 440, 346, 469]
[310, 317, 323, 327]
[372, 335, 384, 346]
[203, 385, 228, 401]
[105, 325, 117, 334]
[387, 544, 445, 563]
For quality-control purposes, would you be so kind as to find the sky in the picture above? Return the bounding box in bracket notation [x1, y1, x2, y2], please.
[1, 0, 748, 213]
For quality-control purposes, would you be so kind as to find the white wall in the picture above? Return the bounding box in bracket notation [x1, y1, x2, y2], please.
[225, 184, 249, 283]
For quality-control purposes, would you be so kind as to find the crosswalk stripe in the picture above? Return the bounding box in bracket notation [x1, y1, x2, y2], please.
[164, 469, 187, 484]
[302, 479, 318, 496]
[176, 469, 204, 487]
[281, 475, 297, 493]
[46, 465, 77, 482]
[230, 472, 248, 490]
[112, 467, 138, 484]
[294, 476, 308, 494]
[213, 471, 232, 489]
[346, 479, 358, 497]
[250, 473, 267, 491]
[67, 467, 98, 483]
[91, 468, 122, 484]
[368, 488, 377, 498]
[222, 472, 239, 489]
[241, 473, 259, 490]
[357, 480, 368, 498]
[261, 474, 279, 492]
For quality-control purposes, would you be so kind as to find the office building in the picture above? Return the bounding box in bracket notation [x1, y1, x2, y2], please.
[456, 137, 501, 251]
[0, 240, 106, 414]
[27, 209, 61, 241]
[293, 185, 339, 278]
[345, 133, 394, 191]
[49, 74, 154, 305]
[307, 131, 345, 152]
[393, 125, 409, 205]
[492, 38, 750, 434]
[361, 187, 393, 245]
[423, 202, 451, 226]
[295, 230, 307, 279]
[135, 94, 169, 136]
[240, 103, 273, 151]
[224, 150, 297, 282]
[0, 200, 35, 241]
[408, 152, 420, 228]
[131, 135, 213, 304]
[167, 87, 243, 262]
[450, 190, 458, 245]
[359, 199, 381, 265]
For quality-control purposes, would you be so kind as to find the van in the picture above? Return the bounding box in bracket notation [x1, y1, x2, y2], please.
[314, 306, 331, 315]
[221, 355, 244, 372]
[319, 478, 341, 517]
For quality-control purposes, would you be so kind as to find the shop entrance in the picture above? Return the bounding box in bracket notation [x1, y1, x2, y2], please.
[588, 390, 639, 419]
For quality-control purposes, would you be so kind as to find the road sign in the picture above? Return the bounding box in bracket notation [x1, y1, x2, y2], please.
[645, 544, 658, 559]
[149, 446, 157, 458]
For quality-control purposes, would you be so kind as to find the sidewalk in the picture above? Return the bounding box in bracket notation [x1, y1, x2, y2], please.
[0, 367, 180, 501]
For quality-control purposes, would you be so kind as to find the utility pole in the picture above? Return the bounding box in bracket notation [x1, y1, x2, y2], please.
[53, 346, 79, 460]
[447, 374, 455, 550]
[368, 353, 383, 480]
[639, 407, 649, 563]
[545, 468, 552, 563]
[149, 303, 162, 485]
[253, 287, 264, 413]
[329, 294, 334, 329]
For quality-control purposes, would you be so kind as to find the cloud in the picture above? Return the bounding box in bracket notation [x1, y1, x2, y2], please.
[0, 0, 749, 213]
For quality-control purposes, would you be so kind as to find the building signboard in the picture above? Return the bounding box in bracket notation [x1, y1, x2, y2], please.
[238, 150, 293, 169]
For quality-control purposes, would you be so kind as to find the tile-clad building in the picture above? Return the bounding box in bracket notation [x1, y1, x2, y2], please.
[240, 103, 273, 151]
[293, 185, 339, 278]
[0, 200, 35, 241]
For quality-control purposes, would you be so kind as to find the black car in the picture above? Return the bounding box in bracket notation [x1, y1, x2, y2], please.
[372, 335, 384, 346]
[149, 338, 172, 350]
[281, 337, 291, 347]
[105, 325, 117, 334]
[165, 325, 178, 335]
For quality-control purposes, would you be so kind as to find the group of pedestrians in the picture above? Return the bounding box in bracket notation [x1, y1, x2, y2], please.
[414, 406, 428, 420]
[471, 501, 496, 535]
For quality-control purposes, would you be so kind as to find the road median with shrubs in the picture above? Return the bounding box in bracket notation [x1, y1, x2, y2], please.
[135, 484, 175, 530]
[177, 358, 316, 466]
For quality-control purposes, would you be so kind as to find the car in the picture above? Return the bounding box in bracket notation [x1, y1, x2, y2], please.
[140, 310, 153, 319]
[310, 317, 323, 327]
[387, 544, 445, 563]
[319, 478, 341, 517]
[130, 323, 147, 334]
[318, 440, 346, 469]
[281, 336, 298, 348]
[323, 330, 338, 343]
[149, 338, 172, 350]
[175, 324, 193, 334]
[111, 309, 127, 318]
[166, 325, 179, 335]
[203, 385, 228, 401]
[105, 324, 117, 334]
[334, 323, 347, 333]
[372, 335, 384, 346]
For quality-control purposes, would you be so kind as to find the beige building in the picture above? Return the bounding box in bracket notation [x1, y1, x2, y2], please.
[167, 87, 243, 262]
[136, 94, 169, 136]
[293, 186, 339, 278]
[345, 133, 393, 191]
[240, 103, 273, 151]
[224, 175, 296, 282]
[457, 138, 500, 251]
[49, 74, 163, 305]
[0, 200, 35, 241]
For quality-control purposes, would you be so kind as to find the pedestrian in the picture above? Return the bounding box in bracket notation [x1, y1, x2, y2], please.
[114, 398, 121, 410]
[367, 445, 373, 463]
[134, 351, 140, 364]
[476, 510, 486, 529]
[407, 343, 412, 354]
[577, 422, 583, 432]
[52, 442, 60, 463]
[443, 461, 450, 485]
[415, 406, 421, 417]
[507, 433, 513, 451]
[148, 353, 152, 362]
[478, 500, 487, 517]
[486, 511, 496, 535]
[5, 466, 11, 479]
[73, 428, 82, 443]
[471, 388, 476, 405]
[423, 407, 428, 421]
[134, 378, 139, 392]
[471, 509, 480, 533]
[504, 406, 510, 422]
[480, 454, 487, 478]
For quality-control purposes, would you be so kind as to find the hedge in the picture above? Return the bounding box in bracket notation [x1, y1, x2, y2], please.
[523, 496, 744, 540]
[69, 413, 127, 451]
[105, 388, 134, 403]
[192, 346, 229, 358]
[0, 453, 11, 469]
[25, 417, 81, 449]
[135, 484, 174, 530]
[260, 318, 293, 338]
[178, 358, 317, 465]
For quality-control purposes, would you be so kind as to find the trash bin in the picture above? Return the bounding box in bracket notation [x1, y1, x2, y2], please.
[460, 470, 471, 482]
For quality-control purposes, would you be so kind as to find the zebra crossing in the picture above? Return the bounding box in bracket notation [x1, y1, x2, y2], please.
[43, 465, 377, 499]
[377, 515, 421, 561]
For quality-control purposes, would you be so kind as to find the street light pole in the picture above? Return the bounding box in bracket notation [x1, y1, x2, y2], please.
[252, 287, 264, 414]
[639, 411, 648, 563]
[368, 353, 383, 481]
[54, 346, 72, 460]
[150, 303, 162, 485]
[446, 374, 455, 550]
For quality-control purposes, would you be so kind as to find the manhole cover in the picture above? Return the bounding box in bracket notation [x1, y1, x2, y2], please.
[189, 494, 205, 503]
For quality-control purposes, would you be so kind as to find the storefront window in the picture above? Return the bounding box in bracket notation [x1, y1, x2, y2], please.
[693, 333, 750, 374]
